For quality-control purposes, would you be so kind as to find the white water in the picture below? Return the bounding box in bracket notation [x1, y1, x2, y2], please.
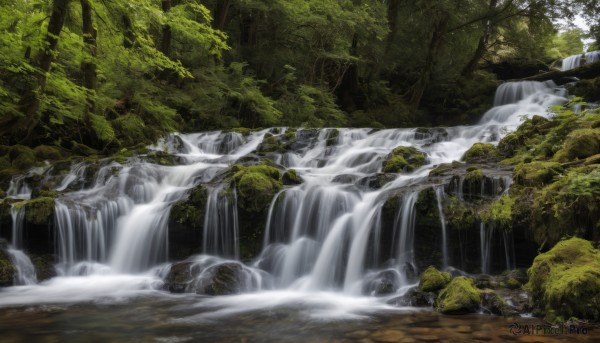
[0, 81, 568, 309]
[561, 50, 600, 71]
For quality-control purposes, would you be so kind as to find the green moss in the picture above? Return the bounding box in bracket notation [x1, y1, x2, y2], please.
[554, 128, 600, 162]
[514, 161, 563, 187]
[464, 169, 483, 183]
[526, 237, 600, 322]
[282, 169, 302, 185]
[383, 146, 426, 173]
[530, 166, 600, 246]
[230, 163, 282, 213]
[9, 145, 36, 170]
[419, 266, 451, 292]
[170, 185, 208, 229]
[504, 277, 522, 290]
[325, 129, 340, 147]
[33, 145, 62, 161]
[479, 195, 515, 229]
[0, 249, 16, 287]
[435, 276, 481, 314]
[462, 143, 499, 163]
[71, 141, 98, 157]
[16, 197, 55, 225]
[444, 197, 477, 230]
[497, 133, 520, 157]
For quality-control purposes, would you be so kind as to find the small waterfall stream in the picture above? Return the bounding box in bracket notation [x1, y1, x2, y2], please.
[0, 76, 570, 307]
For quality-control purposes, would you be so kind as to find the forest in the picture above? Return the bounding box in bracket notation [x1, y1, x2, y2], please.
[1, 0, 599, 163]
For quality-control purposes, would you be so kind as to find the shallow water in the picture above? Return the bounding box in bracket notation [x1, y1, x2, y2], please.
[0, 290, 597, 342]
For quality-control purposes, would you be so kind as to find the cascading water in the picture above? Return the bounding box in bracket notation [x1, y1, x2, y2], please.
[435, 186, 449, 269]
[5, 205, 37, 285]
[0, 80, 567, 308]
[561, 50, 600, 71]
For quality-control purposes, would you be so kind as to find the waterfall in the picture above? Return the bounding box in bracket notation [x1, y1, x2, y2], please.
[561, 50, 600, 71]
[480, 222, 493, 274]
[0, 79, 568, 304]
[393, 191, 419, 284]
[6, 205, 37, 285]
[202, 185, 240, 260]
[435, 186, 449, 269]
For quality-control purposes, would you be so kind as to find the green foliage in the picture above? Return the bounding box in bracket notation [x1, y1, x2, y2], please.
[444, 196, 477, 231]
[526, 238, 600, 322]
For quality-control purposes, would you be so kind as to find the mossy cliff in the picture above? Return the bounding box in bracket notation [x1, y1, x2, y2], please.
[526, 237, 600, 322]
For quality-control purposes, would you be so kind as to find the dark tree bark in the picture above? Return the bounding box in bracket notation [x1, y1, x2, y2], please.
[409, 14, 449, 109]
[461, 0, 498, 78]
[122, 14, 135, 48]
[159, 0, 172, 56]
[81, 0, 97, 114]
[213, 0, 231, 31]
[13, 0, 71, 143]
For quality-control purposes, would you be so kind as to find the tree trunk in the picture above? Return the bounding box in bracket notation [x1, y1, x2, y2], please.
[213, 0, 231, 31]
[385, 0, 401, 53]
[14, 0, 70, 143]
[159, 0, 172, 56]
[81, 0, 97, 114]
[122, 14, 135, 48]
[461, 0, 498, 78]
[409, 14, 449, 109]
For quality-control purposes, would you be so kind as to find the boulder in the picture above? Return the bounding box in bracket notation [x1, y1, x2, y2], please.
[382, 146, 427, 173]
[435, 276, 481, 314]
[526, 237, 600, 322]
[419, 266, 451, 292]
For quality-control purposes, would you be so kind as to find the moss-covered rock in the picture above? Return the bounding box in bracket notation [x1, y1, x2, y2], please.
[325, 128, 340, 147]
[170, 185, 208, 229]
[16, 197, 55, 226]
[33, 145, 62, 161]
[164, 261, 194, 293]
[479, 195, 514, 229]
[30, 254, 56, 282]
[282, 169, 303, 185]
[530, 166, 600, 246]
[444, 197, 477, 231]
[514, 161, 563, 187]
[382, 146, 427, 173]
[480, 289, 509, 315]
[8, 145, 36, 170]
[435, 276, 481, 314]
[553, 128, 600, 162]
[230, 164, 282, 213]
[462, 143, 500, 163]
[526, 237, 600, 322]
[419, 266, 451, 292]
[0, 244, 16, 287]
[195, 262, 250, 296]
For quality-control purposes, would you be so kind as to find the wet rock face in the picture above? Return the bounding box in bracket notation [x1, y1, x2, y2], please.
[362, 270, 401, 296]
[164, 261, 264, 296]
[387, 288, 436, 307]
